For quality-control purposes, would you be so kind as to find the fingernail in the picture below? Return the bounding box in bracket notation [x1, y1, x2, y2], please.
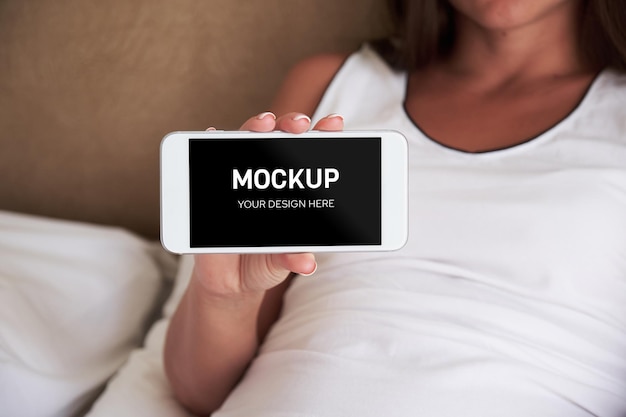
[327, 113, 344, 120]
[206, 126, 217, 131]
[293, 114, 311, 123]
[300, 262, 317, 277]
[256, 111, 276, 120]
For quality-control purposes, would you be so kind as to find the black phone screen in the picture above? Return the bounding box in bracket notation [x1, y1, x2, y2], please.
[189, 137, 381, 247]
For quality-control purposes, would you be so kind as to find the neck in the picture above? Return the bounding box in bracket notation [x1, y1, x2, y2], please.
[443, 2, 588, 84]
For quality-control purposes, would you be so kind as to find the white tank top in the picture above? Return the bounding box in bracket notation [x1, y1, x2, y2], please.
[215, 45, 626, 417]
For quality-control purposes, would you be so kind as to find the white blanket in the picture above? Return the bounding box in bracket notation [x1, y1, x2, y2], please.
[86, 255, 194, 417]
[0, 211, 172, 417]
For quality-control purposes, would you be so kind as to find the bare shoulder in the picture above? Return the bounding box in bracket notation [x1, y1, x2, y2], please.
[270, 52, 351, 116]
[287, 53, 350, 81]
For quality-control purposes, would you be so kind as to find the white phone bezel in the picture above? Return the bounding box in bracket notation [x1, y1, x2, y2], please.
[160, 130, 408, 254]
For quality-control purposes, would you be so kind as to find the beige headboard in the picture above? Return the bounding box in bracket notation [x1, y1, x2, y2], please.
[0, 0, 391, 238]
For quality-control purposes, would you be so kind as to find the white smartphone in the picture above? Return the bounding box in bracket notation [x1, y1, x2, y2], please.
[160, 130, 408, 253]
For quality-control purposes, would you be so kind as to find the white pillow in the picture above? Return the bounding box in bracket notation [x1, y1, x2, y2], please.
[0, 210, 171, 417]
[85, 255, 195, 417]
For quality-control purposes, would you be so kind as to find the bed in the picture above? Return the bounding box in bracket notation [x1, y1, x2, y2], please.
[0, 1, 391, 416]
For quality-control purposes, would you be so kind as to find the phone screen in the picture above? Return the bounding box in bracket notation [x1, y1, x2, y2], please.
[189, 137, 381, 247]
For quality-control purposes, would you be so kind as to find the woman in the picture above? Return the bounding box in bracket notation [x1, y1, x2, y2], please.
[165, 1, 626, 415]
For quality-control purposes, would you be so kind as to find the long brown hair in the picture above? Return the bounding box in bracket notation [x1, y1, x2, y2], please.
[376, 0, 626, 72]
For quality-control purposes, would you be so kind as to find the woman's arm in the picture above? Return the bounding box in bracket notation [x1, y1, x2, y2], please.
[164, 253, 314, 415]
[163, 53, 347, 416]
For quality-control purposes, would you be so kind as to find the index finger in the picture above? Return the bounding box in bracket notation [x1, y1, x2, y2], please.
[312, 113, 344, 131]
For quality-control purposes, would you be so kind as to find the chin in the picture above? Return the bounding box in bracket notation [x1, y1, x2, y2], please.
[449, 0, 579, 32]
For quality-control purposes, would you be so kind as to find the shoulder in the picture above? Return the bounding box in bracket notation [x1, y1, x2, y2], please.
[270, 52, 351, 116]
[290, 53, 350, 81]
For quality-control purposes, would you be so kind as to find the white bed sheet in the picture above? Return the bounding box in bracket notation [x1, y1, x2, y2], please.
[0, 210, 174, 417]
[85, 255, 194, 417]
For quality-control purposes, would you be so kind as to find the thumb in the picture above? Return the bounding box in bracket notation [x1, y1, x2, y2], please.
[271, 253, 317, 277]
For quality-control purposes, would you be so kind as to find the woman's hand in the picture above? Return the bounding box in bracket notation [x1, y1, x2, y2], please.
[238, 110, 343, 134]
[193, 111, 344, 297]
